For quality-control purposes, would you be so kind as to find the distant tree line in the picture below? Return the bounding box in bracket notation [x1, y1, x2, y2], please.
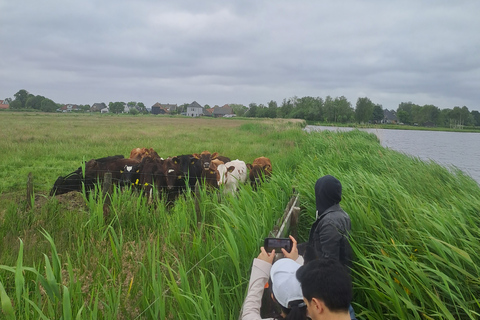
[5, 89, 480, 127]
[241, 96, 480, 127]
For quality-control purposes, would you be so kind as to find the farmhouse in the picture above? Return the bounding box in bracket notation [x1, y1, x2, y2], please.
[186, 101, 204, 117]
[57, 104, 80, 112]
[90, 103, 107, 112]
[212, 104, 234, 118]
[382, 109, 398, 124]
[0, 100, 9, 109]
[151, 102, 177, 115]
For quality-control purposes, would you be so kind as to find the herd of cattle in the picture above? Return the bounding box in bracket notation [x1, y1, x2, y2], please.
[50, 148, 273, 201]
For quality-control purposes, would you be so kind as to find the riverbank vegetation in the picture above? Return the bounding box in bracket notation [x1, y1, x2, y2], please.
[1, 113, 479, 319]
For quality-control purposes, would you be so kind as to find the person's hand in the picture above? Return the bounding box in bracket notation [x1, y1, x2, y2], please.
[282, 235, 299, 261]
[257, 247, 275, 264]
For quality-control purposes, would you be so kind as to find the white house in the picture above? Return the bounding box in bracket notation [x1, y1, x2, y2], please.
[186, 101, 204, 117]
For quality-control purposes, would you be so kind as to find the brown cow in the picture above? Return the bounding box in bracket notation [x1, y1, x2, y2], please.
[210, 158, 224, 170]
[192, 151, 219, 170]
[246, 157, 272, 190]
[129, 147, 161, 161]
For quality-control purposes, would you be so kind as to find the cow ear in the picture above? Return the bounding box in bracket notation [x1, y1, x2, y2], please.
[211, 152, 219, 159]
[120, 170, 124, 173]
[227, 166, 235, 173]
[136, 169, 140, 173]
[172, 157, 179, 164]
[246, 164, 252, 170]
[192, 153, 200, 159]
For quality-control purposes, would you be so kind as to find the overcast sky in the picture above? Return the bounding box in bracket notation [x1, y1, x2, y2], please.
[1, 0, 479, 111]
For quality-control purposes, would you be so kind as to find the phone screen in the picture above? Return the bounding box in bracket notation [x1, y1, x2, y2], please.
[264, 238, 293, 253]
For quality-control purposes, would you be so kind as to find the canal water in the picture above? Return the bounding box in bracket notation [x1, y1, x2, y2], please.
[305, 125, 480, 184]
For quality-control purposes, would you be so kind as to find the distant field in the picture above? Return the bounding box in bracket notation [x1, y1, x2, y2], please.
[0, 112, 479, 319]
[0, 112, 303, 195]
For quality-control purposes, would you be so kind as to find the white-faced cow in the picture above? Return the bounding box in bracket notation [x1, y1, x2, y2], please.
[217, 159, 247, 195]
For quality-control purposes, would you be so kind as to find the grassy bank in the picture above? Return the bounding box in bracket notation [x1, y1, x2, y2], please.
[0, 112, 479, 319]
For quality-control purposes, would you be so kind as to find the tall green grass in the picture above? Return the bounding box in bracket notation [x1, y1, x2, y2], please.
[0, 113, 479, 319]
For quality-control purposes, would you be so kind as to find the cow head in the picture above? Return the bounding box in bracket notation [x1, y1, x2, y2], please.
[216, 164, 235, 186]
[120, 163, 141, 187]
[50, 172, 84, 196]
[193, 151, 219, 170]
[164, 157, 183, 190]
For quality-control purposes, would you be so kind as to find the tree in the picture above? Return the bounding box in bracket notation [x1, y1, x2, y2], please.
[355, 97, 375, 123]
[137, 102, 148, 114]
[334, 96, 354, 123]
[40, 98, 57, 112]
[4, 98, 12, 104]
[278, 98, 294, 118]
[420, 104, 440, 126]
[79, 104, 91, 112]
[246, 103, 258, 117]
[14, 89, 30, 108]
[230, 104, 247, 117]
[25, 95, 44, 110]
[471, 110, 480, 127]
[256, 104, 268, 118]
[267, 100, 277, 118]
[204, 104, 211, 109]
[397, 102, 416, 125]
[9, 100, 22, 109]
[109, 102, 125, 114]
[371, 104, 384, 123]
[323, 96, 335, 122]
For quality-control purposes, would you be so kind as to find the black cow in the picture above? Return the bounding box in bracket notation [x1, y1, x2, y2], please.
[50, 155, 141, 196]
[135, 157, 166, 199]
[177, 154, 202, 190]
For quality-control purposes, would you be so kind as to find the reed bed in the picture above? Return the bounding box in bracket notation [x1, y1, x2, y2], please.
[1, 112, 479, 319]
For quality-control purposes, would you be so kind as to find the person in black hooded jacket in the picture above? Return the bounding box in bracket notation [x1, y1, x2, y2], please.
[304, 175, 357, 320]
[303, 175, 357, 320]
[304, 175, 353, 267]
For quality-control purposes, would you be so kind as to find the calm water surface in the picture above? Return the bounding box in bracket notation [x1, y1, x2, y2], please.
[305, 125, 480, 184]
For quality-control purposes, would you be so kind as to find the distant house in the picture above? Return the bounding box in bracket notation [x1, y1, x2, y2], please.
[186, 101, 204, 117]
[0, 100, 9, 110]
[101, 107, 109, 113]
[212, 104, 234, 118]
[382, 109, 398, 124]
[57, 104, 80, 113]
[204, 108, 214, 117]
[150, 102, 178, 115]
[91, 103, 107, 112]
[151, 102, 166, 115]
[161, 103, 178, 113]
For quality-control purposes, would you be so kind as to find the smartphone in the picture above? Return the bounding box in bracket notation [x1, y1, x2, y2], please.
[264, 237, 293, 253]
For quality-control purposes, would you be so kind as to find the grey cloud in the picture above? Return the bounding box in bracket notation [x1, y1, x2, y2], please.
[1, 0, 479, 110]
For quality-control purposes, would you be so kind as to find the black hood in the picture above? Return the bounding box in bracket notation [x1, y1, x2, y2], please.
[315, 175, 342, 215]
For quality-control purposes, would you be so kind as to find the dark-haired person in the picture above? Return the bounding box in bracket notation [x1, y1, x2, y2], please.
[304, 175, 357, 319]
[296, 259, 352, 320]
[242, 236, 308, 320]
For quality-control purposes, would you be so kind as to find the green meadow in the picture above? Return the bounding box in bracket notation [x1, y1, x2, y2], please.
[0, 112, 479, 319]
